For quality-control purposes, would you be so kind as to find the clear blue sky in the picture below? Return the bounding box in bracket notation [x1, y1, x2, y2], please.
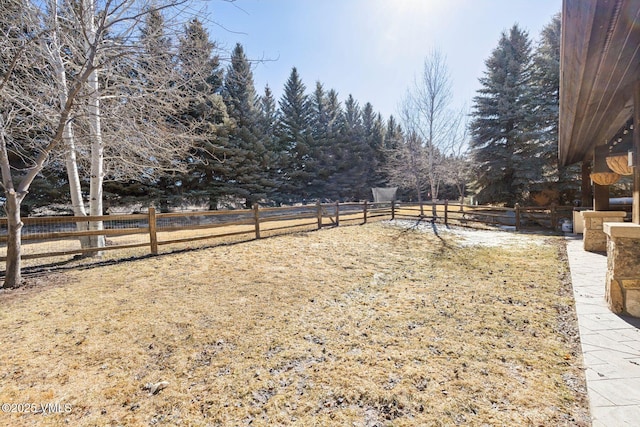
[195, 0, 561, 120]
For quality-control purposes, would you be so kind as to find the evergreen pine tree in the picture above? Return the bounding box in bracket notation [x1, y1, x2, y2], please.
[382, 115, 405, 198]
[132, 9, 179, 210]
[325, 90, 344, 137]
[305, 82, 326, 198]
[173, 18, 230, 209]
[222, 43, 271, 208]
[258, 85, 279, 140]
[333, 94, 368, 200]
[315, 88, 344, 200]
[277, 67, 313, 201]
[306, 81, 340, 199]
[224, 44, 257, 127]
[310, 82, 329, 141]
[469, 24, 536, 206]
[385, 115, 403, 151]
[258, 85, 283, 203]
[362, 104, 387, 192]
[139, 9, 172, 75]
[371, 112, 388, 189]
[530, 13, 580, 204]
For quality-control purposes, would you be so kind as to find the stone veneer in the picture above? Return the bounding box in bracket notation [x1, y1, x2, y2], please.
[604, 223, 640, 317]
[581, 211, 627, 252]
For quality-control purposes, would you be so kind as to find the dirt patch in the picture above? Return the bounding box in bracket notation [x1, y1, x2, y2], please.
[0, 221, 589, 426]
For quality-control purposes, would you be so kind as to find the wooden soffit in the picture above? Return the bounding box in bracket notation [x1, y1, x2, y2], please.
[559, 0, 640, 166]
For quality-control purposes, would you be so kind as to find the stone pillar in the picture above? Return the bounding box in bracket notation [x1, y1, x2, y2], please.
[581, 210, 627, 251]
[604, 223, 640, 317]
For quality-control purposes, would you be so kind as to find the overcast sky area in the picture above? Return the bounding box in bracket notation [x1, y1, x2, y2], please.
[195, 0, 561, 120]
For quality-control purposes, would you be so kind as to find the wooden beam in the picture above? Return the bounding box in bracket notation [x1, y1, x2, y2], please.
[559, 0, 640, 166]
[559, 0, 599, 165]
[581, 161, 593, 207]
[594, 184, 610, 210]
[574, 0, 640, 159]
[593, 148, 610, 210]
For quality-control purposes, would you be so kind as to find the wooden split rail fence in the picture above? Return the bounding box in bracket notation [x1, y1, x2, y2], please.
[0, 201, 393, 263]
[0, 201, 572, 267]
[393, 201, 573, 231]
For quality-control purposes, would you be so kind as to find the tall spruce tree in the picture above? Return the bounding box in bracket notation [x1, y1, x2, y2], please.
[115, 8, 177, 211]
[362, 104, 387, 192]
[385, 115, 403, 151]
[531, 13, 580, 204]
[469, 24, 536, 206]
[315, 88, 344, 200]
[325, 90, 344, 137]
[334, 94, 368, 200]
[307, 82, 331, 198]
[308, 82, 349, 199]
[175, 18, 230, 209]
[310, 82, 329, 140]
[258, 85, 279, 143]
[222, 43, 271, 207]
[258, 85, 283, 202]
[277, 67, 313, 201]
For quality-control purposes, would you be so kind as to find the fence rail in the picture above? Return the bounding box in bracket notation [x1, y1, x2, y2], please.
[0, 201, 573, 272]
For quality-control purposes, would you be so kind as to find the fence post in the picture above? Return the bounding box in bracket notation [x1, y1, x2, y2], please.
[253, 203, 261, 239]
[391, 200, 395, 220]
[149, 207, 158, 255]
[363, 201, 368, 224]
[550, 203, 557, 231]
[335, 201, 340, 227]
[444, 200, 448, 226]
[317, 201, 323, 229]
[515, 203, 521, 231]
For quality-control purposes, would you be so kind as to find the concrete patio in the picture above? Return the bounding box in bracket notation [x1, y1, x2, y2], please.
[566, 236, 640, 426]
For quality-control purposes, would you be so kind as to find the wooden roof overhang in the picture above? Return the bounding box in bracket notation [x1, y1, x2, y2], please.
[559, 0, 640, 166]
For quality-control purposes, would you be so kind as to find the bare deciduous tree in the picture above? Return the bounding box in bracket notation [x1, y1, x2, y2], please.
[0, 0, 212, 287]
[45, 1, 91, 248]
[441, 111, 473, 206]
[385, 130, 429, 216]
[397, 49, 467, 202]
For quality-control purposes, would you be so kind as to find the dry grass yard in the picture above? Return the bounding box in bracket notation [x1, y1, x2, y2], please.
[0, 221, 589, 426]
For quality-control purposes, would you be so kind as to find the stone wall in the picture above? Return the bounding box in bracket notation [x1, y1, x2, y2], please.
[604, 224, 640, 317]
[582, 211, 626, 252]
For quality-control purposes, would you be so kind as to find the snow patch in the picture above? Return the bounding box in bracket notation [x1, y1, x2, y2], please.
[390, 219, 543, 248]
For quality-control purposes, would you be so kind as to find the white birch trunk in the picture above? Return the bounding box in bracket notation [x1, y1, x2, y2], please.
[63, 124, 86, 219]
[4, 190, 23, 287]
[85, 0, 105, 254]
[0, 119, 23, 287]
[64, 124, 93, 250]
[88, 67, 105, 253]
[49, 1, 91, 250]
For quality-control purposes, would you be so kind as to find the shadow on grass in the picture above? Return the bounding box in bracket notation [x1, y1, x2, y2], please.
[391, 216, 453, 252]
[7, 228, 327, 281]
